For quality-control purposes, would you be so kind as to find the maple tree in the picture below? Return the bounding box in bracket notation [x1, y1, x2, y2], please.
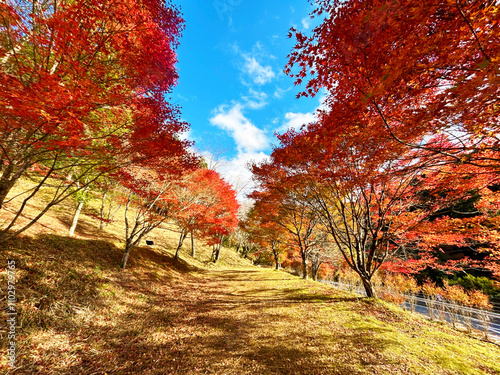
[0, 0, 192, 241]
[170, 168, 239, 261]
[251, 119, 433, 295]
[308, 233, 334, 281]
[275, 0, 500, 293]
[249, 168, 324, 280]
[281, 129, 498, 294]
[101, 162, 237, 269]
[68, 184, 92, 237]
[240, 203, 288, 270]
[95, 177, 124, 231]
[245, 186, 338, 278]
[197, 171, 239, 263]
[286, 0, 499, 169]
[170, 169, 208, 260]
[386, 161, 500, 278]
[120, 183, 173, 269]
[118, 159, 190, 269]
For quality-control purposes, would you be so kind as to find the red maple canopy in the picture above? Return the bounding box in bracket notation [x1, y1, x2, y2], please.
[0, 0, 194, 239]
[286, 0, 499, 168]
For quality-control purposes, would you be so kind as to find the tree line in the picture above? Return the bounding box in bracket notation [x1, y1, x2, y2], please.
[242, 0, 499, 297]
[0, 0, 239, 267]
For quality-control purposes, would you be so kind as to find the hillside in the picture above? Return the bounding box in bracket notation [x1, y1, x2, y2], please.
[1, 193, 500, 374]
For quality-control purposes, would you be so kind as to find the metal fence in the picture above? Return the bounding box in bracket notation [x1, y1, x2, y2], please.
[320, 280, 500, 339]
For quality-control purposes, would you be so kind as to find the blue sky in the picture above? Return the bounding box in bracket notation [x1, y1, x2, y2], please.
[171, 0, 324, 198]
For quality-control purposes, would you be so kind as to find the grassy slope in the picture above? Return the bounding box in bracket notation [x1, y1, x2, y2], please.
[1, 184, 500, 374]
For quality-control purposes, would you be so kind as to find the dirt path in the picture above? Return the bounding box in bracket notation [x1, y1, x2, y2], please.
[146, 268, 373, 375]
[92, 267, 500, 375]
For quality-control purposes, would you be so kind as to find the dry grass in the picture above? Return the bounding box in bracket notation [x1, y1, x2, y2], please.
[1, 181, 500, 374]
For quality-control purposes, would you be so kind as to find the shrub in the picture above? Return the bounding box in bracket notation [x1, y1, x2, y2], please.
[449, 274, 500, 298]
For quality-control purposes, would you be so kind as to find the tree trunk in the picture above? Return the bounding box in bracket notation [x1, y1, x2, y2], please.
[190, 230, 195, 257]
[274, 253, 280, 270]
[0, 179, 16, 210]
[301, 251, 308, 279]
[68, 201, 84, 236]
[214, 242, 221, 262]
[99, 191, 107, 230]
[310, 253, 321, 281]
[212, 237, 223, 263]
[69, 185, 89, 236]
[121, 242, 133, 269]
[175, 230, 187, 260]
[361, 277, 376, 298]
[311, 263, 320, 281]
[211, 244, 218, 263]
[0, 160, 29, 210]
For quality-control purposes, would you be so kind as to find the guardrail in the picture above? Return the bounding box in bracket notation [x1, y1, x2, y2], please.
[320, 280, 500, 339]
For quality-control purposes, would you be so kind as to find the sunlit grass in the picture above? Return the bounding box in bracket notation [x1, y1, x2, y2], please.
[1, 179, 500, 374]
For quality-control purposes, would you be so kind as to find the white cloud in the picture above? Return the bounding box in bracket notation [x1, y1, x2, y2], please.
[196, 148, 269, 203]
[195, 148, 269, 203]
[273, 86, 290, 99]
[209, 103, 269, 153]
[317, 88, 329, 111]
[242, 88, 268, 109]
[207, 100, 273, 202]
[242, 54, 275, 85]
[177, 127, 192, 142]
[301, 17, 311, 29]
[232, 43, 276, 86]
[217, 151, 270, 202]
[276, 91, 329, 134]
[278, 111, 317, 133]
